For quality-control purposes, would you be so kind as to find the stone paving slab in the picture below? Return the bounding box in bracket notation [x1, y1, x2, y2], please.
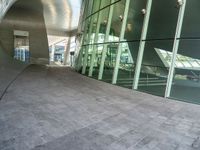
[0, 65, 200, 150]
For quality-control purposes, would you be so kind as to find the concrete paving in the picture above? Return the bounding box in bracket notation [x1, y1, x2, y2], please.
[0, 65, 200, 150]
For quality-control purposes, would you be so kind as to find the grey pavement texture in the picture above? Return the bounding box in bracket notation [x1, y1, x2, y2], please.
[0, 65, 200, 150]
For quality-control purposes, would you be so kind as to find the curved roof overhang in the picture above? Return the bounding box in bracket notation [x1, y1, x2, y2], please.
[1, 0, 81, 36]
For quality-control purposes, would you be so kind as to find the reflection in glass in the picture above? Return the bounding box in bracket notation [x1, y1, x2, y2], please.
[138, 40, 174, 96]
[108, 0, 125, 42]
[117, 42, 140, 89]
[102, 43, 119, 83]
[170, 40, 200, 104]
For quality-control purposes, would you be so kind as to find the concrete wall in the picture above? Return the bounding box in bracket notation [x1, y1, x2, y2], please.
[0, 44, 27, 98]
[0, 0, 49, 64]
[0, 0, 49, 98]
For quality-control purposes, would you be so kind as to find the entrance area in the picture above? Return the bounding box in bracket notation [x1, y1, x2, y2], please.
[14, 30, 30, 63]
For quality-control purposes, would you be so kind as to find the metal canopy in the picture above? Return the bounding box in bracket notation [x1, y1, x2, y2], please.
[41, 0, 81, 32]
[7, 0, 81, 36]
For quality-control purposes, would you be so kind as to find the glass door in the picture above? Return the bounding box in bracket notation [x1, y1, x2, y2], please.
[14, 30, 30, 63]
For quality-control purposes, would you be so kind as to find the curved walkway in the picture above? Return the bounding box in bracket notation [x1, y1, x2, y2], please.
[0, 65, 200, 150]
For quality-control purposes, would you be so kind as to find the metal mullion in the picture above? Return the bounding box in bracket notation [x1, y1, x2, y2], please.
[132, 0, 153, 89]
[112, 0, 131, 84]
[98, 0, 115, 80]
[82, 17, 95, 74]
[165, 0, 187, 98]
[77, 17, 90, 70]
[88, 1, 103, 77]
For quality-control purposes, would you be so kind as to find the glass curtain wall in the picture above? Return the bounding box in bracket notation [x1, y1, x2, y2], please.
[75, 0, 93, 72]
[82, 0, 101, 74]
[137, 0, 179, 96]
[76, 0, 200, 105]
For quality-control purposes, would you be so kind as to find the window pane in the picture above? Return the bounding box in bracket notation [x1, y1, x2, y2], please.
[171, 40, 200, 104]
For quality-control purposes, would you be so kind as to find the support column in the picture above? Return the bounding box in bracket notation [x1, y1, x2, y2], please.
[51, 44, 55, 62]
[112, 0, 130, 84]
[132, 0, 152, 90]
[63, 37, 71, 66]
[98, 0, 114, 80]
[165, 0, 187, 98]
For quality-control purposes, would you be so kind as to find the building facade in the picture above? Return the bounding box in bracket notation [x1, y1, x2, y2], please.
[75, 0, 200, 104]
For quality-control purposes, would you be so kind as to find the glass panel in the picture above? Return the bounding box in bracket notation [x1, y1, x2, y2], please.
[137, 0, 179, 96]
[90, 6, 111, 78]
[102, 43, 119, 83]
[85, 0, 94, 19]
[79, 45, 87, 71]
[108, 0, 126, 42]
[100, 0, 125, 82]
[138, 40, 174, 96]
[92, 0, 101, 14]
[83, 45, 91, 75]
[170, 40, 200, 104]
[97, 7, 111, 43]
[146, 0, 179, 39]
[83, 18, 91, 45]
[116, 0, 147, 88]
[181, 1, 200, 38]
[91, 43, 104, 79]
[81, 0, 89, 20]
[82, 12, 98, 74]
[117, 41, 140, 89]
[89, 13, 100, 44]
[100, 0, 111, 9]
[86, 44, 93, 73]
[124, 0, 146, 41]
[84, 14, 98, 45]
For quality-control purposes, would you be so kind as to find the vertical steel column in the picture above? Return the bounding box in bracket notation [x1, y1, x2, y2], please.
[63, 37, 71, 66]
[88, 1, 103, 77]
[98, 0, 115, 80]
[165, 0, 187, 98]
[82, 17, 95, 74]
[112, 0, 130, 84]
[78, 27, 87, 70]
[132, 0, 152, 90]
[81, 0, 94, 74]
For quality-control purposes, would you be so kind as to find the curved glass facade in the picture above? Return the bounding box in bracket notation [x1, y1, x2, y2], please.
[75, 0, 200, 104]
